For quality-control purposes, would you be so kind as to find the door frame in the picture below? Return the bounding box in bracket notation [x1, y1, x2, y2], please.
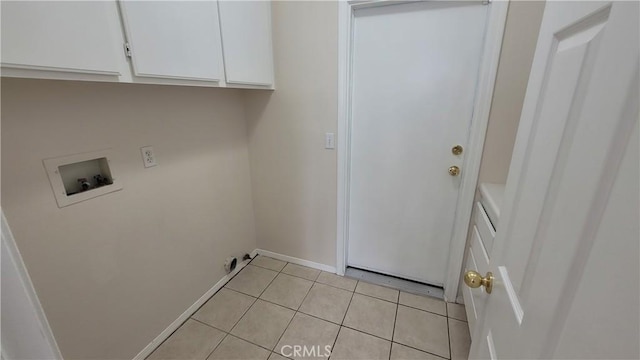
[336, 0, 509, 301]
[1, 211, 63, 359]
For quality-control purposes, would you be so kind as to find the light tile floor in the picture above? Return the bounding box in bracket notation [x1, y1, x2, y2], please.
[147, 256, 471, 360]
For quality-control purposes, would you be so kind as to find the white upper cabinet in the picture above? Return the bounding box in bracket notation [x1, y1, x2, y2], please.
[1, 1, 124, 78]
[218, 1, 274, 86]
[119, 1, 224, 82]
[0, 0, 274, 89]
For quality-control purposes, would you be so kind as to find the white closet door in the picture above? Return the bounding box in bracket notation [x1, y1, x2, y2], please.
[1, 1, 122, 75]
[120, 1, 224, 81]
[218, 1, 274, 86]
[470, 2, 639, 358]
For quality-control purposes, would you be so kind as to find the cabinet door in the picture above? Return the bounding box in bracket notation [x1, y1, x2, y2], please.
[1, 1, 122, 75]
[218, 1, 274, 86]
[119, 1, 224, 82]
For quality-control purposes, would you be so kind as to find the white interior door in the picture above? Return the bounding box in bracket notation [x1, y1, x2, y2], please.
[348, 1, 489, 285]
[469, 2, 639, 358]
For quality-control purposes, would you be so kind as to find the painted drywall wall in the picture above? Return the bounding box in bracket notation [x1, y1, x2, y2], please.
[479, 0, 546, 184]
[244, 1, 338, 267]
[1, 78, 257, 359]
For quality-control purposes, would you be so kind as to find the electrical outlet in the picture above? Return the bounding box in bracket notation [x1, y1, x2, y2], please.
[140, 146, 157, 168]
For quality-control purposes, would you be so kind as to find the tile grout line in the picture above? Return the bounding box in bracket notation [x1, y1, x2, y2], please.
[272, 302, 298, 358]
[224, 302, 294, 354]
[397, 302, 448, 318]
[204, 332, 229, 360]
[281, 262, 322, 282]
[198, 260, 256, 359]
[327, 279, 359, 360]
[337, 306, 452, 360]
[389, 295, 399, 360]
[259, 257, 308, 358]
[222, 258, 290, 355]
[339, 323, 393, 343]
[249, 254, 288, 273]
[325, 324, 342, 360]
[190, 317, 229, 334]
[276, 273, 355, 359]
[249, 256, 295, 355]
[340, 279, 358, 326]
[398, 302, 448, 319]
[447, 316, 452, 360]
[154, 266, 271, 359]
[256, 269, 282, 299]
[223, 333, 276, 357]
[207, 295, 258, 335]
[352, 290, 398, 305]
[390, 341, 449, 360]
[337, 280, 411, 345]
[281, 272, 356, 328]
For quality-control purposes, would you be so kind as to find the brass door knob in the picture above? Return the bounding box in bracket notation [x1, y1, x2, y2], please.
[464, 270, 493, 294]
[448, 166, 460, 176]
[452, 145, 463, 155]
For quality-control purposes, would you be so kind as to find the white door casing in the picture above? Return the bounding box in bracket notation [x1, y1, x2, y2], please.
[337, 0, 509, 299]
[1, 212, 62, 359]
[470, 1, 639, 358]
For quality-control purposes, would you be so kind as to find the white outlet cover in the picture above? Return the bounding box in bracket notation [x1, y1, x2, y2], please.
[140, 146, 157, 168]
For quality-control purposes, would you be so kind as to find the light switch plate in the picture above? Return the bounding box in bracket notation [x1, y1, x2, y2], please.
[140, 146, 157, 168]
[325, 133, 335, 149]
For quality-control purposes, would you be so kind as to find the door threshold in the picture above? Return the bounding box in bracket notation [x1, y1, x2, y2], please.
[345, 267, 444, 300]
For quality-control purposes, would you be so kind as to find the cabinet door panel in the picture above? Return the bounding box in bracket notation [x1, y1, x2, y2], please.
[1, 1, 122, 75]
[218, 1, 274, 86]
[120, 1, 223, 81]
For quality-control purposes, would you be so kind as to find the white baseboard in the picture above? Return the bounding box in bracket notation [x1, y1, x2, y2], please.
[249, 248, 259, 259]
[254, 249, 336, 273]
[132, 259, 250, 360]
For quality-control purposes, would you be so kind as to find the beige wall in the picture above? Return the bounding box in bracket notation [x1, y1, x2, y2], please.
[1, 78, 257, 359]
[479, 1, 546, 184]
[244, 1, 338, 266]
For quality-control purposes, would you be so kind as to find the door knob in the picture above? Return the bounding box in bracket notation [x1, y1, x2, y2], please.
[448, 166, 460, 176]
[452, 145, 463, 155]
[464, 270, 493, 294]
